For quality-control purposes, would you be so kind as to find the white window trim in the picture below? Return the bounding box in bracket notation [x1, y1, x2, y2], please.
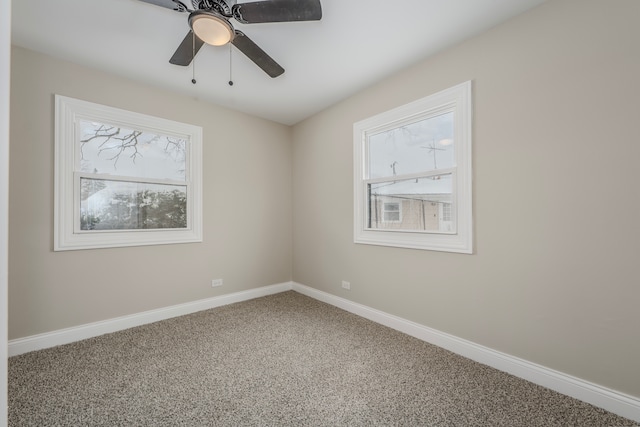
[353, 81, 473, 253]
[54, 95, 203, 251]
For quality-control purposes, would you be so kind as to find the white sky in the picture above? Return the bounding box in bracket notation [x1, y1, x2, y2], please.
[78, 120, 186, 181]
[368, 111, 454, 180]
[368, 111, 454, 195]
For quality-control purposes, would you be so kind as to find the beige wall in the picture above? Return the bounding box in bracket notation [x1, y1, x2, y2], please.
[9, 46, 293, 339]
[292, 0, 640, 398]
[1, 0, 10, 421]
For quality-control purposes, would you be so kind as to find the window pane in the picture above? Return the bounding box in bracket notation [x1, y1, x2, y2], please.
[79, 120, 186, 181]
[80, 178, 187, 230]
[368, 174, 453, 232]
[368, 112, 454, 179]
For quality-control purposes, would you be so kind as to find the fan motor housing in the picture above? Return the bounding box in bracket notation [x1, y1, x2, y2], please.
[192, 0, 236, 15]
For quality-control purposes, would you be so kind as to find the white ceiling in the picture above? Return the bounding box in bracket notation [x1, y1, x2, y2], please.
[12, 0, 546, 125]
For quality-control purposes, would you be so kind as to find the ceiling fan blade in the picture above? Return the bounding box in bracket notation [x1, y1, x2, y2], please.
[169, 31, 205, 66]
[231, 31, 284, 78]
[232, 0, 322, 24]
[137, 0, 190, 12]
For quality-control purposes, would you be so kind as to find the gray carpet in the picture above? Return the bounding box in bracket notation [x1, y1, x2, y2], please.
[8, 291, 639, 426]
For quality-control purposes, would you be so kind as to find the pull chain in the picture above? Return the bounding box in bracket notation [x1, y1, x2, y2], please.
[191, 32, 197, 84]
[228, 43, 234, 86]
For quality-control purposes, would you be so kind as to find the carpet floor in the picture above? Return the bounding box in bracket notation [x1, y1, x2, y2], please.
[8, 291, 639, 426]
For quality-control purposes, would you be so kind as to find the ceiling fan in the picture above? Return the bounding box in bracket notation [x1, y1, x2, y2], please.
[137, 0, 323, 78]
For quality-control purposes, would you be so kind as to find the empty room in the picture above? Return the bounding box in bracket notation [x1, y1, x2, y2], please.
[2, 0, 640, 425]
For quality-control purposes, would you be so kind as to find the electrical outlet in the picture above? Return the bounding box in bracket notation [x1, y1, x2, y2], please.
[341, 280, 351, 290]
[211, 279, 223, 287]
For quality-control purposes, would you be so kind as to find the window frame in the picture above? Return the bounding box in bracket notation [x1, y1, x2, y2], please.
[353, 81, 473, 253]
[54, 95, 203, 251]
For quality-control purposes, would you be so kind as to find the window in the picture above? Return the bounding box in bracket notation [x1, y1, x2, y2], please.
[55, 95, 202, 250]
[353, 81, 472, 253]
[383, 202, 401, 222]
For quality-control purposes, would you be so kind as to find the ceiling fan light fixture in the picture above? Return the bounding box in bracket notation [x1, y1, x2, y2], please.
[189, 10, 234, 46]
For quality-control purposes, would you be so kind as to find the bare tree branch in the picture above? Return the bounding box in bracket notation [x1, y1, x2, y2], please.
[81, 123, 187, 173]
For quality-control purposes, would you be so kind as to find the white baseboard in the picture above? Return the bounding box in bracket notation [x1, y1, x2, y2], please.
[9, 280, 639, 422]
[8, 281, 293, 357]
[291, 282, 640, 423]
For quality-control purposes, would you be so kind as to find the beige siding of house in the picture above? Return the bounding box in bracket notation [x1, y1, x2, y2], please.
[370, 195, 450, 232]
